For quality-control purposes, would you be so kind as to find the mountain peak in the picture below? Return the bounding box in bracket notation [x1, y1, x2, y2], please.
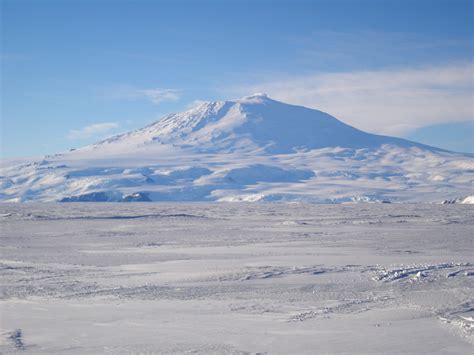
[185, 93, 271, 113]
[239, 92, 269, 100]
[81, 93, 442, 156]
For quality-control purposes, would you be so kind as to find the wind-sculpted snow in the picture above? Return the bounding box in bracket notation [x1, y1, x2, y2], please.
[442, 195, 474, 204]
[0, 203, 472, 353]
[372, 263, 473, 282]
[1, 94, 473, 202]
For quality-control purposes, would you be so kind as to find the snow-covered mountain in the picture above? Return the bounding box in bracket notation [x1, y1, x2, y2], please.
[1, 94, 473, 202]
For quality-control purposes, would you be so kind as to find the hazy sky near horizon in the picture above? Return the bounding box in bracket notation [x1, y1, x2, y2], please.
[1, 0, 473, 157]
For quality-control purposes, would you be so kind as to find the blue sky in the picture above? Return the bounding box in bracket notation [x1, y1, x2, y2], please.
[1, 0, 473, 157]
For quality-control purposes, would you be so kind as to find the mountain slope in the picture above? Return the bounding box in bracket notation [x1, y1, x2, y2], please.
[75, 94, 440, 156]
[1, 94, 472, 203]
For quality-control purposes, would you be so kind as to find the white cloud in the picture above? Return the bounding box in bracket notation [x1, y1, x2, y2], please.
[228, 63, 474, 135]
[288, 30, 472, 66]
[138, 88, 181, 104]
[101, 85, 181, 105]
[67, 122, 119, 139]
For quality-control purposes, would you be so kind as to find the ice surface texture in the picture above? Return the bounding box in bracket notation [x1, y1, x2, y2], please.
[0, 203, 473, 353]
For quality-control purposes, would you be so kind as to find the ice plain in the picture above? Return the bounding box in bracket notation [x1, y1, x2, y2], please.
[0, 202, 472, 354]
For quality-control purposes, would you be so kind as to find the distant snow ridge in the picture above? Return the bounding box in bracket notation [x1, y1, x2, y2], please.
[441, 196, 474, 204]
[1, 94, 473, 202]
